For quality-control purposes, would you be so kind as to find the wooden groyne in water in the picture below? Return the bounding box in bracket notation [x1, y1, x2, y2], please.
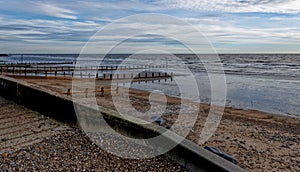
[0, 64, 172, 80]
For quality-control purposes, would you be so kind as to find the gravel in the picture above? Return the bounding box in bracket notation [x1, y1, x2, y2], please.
[0, 127, 189, 171]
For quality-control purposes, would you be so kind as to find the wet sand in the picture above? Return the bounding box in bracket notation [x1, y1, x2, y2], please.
[13, 78, 300, 171]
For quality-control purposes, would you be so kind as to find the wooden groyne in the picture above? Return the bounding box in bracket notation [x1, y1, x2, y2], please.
[0, 64, 172, 80]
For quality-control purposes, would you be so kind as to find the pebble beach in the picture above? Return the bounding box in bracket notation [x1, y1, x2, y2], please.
[0, 128, 188, 171]
[0, 97, 188, 171]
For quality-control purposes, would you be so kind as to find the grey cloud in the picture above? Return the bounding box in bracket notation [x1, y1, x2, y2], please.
[123, 34, 183, 46]
[0, 19, 100, 43]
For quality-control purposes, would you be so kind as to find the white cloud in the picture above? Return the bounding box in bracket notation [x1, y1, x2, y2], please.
[35, 2, 78, 19]
[80, 1, 164, 11]
[160, 0, 300, 14]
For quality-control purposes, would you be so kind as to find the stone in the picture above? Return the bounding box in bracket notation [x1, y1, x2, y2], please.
[150, 116, 165, 126]
[2, 153, 8, 158]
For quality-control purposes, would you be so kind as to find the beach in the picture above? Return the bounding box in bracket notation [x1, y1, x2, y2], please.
[1, 54, 300, 171]
[17, 77, 300, 171]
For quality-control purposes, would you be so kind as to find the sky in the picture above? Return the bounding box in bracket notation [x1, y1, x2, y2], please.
[0, 0, 300, 54]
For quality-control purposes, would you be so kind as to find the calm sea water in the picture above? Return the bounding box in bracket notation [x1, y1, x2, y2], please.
[1, 54, 300, 118]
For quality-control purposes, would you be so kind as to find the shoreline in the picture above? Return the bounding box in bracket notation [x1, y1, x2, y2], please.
[2, 67, 300, 118]
[130, 85, 300, 120]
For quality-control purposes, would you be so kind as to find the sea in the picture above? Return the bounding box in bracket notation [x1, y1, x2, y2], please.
[1, 54, 299, 118]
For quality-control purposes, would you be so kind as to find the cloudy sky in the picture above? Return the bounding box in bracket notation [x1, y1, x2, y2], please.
[0, 0, 300, 53]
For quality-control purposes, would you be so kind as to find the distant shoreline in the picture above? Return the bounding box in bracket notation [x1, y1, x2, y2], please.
[4, 53, 300, 55]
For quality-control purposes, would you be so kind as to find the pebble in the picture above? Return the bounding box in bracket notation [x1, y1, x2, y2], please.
[1, 153, 8, 158]
[0, 128, 188, 171]
[166, 125, 172, 129]
[150, 116, 165, 125]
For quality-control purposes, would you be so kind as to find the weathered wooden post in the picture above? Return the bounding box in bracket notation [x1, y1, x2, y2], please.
[12, 66, 15, 77]
[67, 89, 71, 96]
[24, 66, 27, 78]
